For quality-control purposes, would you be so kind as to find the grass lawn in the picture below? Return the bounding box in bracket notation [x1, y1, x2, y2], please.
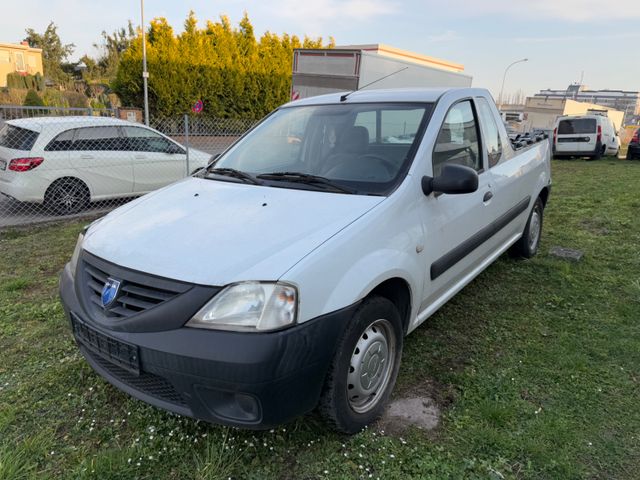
[1, 158, 639, 479]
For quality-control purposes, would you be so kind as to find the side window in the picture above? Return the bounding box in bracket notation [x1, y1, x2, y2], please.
[45, 129, 75, 151]
[354, 111, 376, 143]
[475, 98, 502, 168]
[74, 127, 122, 151]
[122, 126, 177, 153]
[433, 100, 481, 177]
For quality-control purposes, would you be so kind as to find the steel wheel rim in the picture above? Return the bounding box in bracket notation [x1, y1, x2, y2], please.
[347, 318, 396, 414]
[529, 209, 541, 251]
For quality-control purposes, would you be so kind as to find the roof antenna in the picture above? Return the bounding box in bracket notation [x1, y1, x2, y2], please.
[340, 66, 409, 102]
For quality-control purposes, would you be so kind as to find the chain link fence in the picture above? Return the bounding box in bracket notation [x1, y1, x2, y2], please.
[0, 109, 256, 228]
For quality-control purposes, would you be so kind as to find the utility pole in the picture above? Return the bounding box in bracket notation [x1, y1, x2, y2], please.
[141, 0, 149, 126]
[499, 58, 528, 110]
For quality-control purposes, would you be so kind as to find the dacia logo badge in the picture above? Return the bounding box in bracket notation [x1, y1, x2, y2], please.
[101, 278, 121, 308]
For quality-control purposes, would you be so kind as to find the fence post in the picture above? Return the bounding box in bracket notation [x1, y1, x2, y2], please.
[184, 114, 190, 176]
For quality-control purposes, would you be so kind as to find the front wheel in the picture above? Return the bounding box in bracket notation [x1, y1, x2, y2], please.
[319, 296, 403, 433]
[510, 197, 544, 258]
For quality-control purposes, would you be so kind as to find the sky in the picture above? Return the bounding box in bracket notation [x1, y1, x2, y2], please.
[4, 0, 640, 99]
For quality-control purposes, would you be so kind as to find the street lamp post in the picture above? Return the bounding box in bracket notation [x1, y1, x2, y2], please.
[140, 0, 149, 126]
[498, 58, 528, 109]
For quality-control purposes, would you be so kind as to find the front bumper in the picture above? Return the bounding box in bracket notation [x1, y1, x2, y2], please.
[59, 263, 354, 428]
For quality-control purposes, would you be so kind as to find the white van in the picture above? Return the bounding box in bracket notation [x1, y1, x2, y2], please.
[553, 114, 619, 159]
[60, 88, 552, 433]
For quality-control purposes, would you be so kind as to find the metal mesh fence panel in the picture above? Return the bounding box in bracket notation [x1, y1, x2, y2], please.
[0, 113, 256, 228]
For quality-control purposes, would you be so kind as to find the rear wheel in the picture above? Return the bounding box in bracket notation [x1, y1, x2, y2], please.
[44, 178, 90, 215]
[319, 296, 403, 433]
[510, 197, 544, 258]
[593, 144, 605, 160]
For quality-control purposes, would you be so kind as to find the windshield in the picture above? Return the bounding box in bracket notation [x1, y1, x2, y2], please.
[212, 102, 432, 195]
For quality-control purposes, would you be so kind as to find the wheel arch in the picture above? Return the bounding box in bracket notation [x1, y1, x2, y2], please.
[538, 185, 550, 208]
[366, 277, 412, 335]
[46, 175, 93, 198]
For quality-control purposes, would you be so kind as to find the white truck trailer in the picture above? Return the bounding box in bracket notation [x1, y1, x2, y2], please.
[291, 44, 472, 100]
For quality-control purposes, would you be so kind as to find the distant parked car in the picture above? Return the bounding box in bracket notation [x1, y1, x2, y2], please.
[553, 114, 619, 160]
[0, 117, 212, 214]
[627, 129, 640, 160]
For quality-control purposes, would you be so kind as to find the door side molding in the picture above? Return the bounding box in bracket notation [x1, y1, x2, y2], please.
[430, 196, 531, 280]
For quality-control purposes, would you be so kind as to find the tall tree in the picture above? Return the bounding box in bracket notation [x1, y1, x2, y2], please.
[92, 21, 136, 80]
[24, 22, 75, 84]
[113, 12, 333, 119]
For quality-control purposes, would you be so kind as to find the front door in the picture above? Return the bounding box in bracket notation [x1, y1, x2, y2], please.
[418, 99, 499, 313]
[122, 126, 186, 193]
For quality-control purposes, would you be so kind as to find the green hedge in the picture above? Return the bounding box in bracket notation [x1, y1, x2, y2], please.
[6, 72, 45, 91]
[113, 13, 333, 119]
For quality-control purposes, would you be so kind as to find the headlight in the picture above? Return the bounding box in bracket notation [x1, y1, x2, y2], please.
[69, 232, 84, 278]
[69, 218, 103, 278]
[186, 282, 298, 332]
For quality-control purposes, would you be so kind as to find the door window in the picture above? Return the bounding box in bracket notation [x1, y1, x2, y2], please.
[433, 100, 481, 176]
[475, 98, 502, 168]
[122, 126, 178, 153]
[74, 127, 122, 151]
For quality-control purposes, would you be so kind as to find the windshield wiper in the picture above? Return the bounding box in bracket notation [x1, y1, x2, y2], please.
[256, 172, 356, 194]
[206, 167, 261, 185]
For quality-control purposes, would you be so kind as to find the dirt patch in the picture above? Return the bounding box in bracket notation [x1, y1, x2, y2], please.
[376, 396, 441, 435]
[580, 218, 610, 236]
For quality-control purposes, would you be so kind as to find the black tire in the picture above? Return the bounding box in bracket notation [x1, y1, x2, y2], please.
[44, 178, 90, 215]
[509, 197, 544, 259]
[593, 143, 604, 160]
[319, 296, 403, 434]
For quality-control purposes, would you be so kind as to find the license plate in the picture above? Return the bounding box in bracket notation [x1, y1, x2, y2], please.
[71, 314, 140, 374]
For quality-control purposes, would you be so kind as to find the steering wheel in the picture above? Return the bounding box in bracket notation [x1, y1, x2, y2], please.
[356, 154, 397, 176]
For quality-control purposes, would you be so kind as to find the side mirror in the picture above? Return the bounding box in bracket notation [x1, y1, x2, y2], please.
[422, 164, 479, 196]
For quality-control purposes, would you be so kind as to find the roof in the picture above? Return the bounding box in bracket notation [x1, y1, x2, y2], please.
[0, 42, 43, 53]
[334, 43, 465, 72]
[7, 116, 131, 132]
[282, 87, 478, 107]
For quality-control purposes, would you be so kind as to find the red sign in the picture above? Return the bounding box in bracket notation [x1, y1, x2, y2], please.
[192, 100, 204, 113]
[291, 91, 300, 101]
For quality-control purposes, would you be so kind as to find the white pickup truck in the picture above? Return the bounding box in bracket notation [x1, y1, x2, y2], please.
[60, 87, 551, 433]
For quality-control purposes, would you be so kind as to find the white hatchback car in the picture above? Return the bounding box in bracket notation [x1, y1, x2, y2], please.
[0, 117, 211, 213]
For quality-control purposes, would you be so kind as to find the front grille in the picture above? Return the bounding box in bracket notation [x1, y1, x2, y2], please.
[81, 252, 187, 319]
[85, 347, 187, 407]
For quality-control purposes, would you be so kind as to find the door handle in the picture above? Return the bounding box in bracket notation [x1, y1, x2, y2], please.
[483, 191, 494, 202]
[134, 155, 147, 159]
[80, 154, 94, 159]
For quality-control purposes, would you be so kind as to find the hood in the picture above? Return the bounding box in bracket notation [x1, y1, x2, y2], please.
[83, 178, 384, 285]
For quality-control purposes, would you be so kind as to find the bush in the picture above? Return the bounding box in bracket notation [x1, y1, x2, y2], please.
[42, 89, 67, 107]
[0, 88, 28, 106]
[23, 89, 45, 106]
[63, 91, 88, 108]
[6, 72, 45, 91]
